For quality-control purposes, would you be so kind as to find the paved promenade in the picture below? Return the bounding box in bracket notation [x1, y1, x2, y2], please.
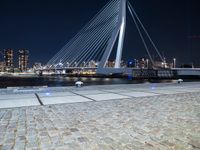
[0, 82, 200, 149]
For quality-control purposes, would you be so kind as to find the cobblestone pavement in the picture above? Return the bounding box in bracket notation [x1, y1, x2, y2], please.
[0, 85, 200, 149]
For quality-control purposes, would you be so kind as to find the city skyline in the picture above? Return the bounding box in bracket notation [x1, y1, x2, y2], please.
[0, 0, 200, 67]
[0, 49, 29, 72]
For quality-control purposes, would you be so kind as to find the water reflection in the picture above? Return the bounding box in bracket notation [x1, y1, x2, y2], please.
[0, 76, 198, 88]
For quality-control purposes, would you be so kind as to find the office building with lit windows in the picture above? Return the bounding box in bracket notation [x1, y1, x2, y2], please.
[0, 61, 5, 72]
[4, 49, 14, 72]
[19, 49, 29, 72]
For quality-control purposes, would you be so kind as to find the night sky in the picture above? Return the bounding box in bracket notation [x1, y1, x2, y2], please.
[0, 0, 200, 67]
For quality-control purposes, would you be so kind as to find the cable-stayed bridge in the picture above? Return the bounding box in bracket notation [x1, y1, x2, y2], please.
[45, 0, 164, 75]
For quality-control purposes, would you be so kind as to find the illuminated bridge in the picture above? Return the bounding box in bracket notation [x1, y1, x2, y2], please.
[45, 0, 164, 75]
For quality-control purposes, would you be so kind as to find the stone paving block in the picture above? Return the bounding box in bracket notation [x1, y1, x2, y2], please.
[0, 99, 40, 109]
[85, 93, 130, 101]
[101, 89, 132, 93]
[72, 90, 107, 95]
[13, 142, 25, 150]
[38, 91, 76, 98]
[150, 89, 185, 94]
[0, 94, 36, 100]
[1, 144, 13, 150]
[40, 95, 92, 105]
[122, 91, 160, 97]
[172, 88, 200, 92]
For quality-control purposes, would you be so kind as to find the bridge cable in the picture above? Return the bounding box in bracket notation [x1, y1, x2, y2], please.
[66, 3, 120, 66]
[128, 1, 164, 62]
[59, 1, 119, 64]
[128, 4, 154, 65]
[68, 16, 118, 66]
[47, 0, 118, 65]
[74, 16, 118, 65]
[47, 0, 120, 66]
[77, 20, 117, 66]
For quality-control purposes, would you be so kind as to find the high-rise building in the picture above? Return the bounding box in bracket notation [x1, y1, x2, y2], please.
[0, 61, 5, 72]
[19, 49, 29, 72]
[4, 49, 14, 72]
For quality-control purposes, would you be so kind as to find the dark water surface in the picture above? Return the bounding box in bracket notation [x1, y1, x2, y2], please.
[0, 76, 198, 88]
[0, 76, 146, 88]
[0, 76, 159, 88]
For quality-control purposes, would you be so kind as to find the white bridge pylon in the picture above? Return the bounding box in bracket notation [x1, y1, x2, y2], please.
[47, 0, 163, 74]
[98, 0, 126, 69]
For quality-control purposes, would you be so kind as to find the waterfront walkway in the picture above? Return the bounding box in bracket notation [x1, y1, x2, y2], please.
[0, 82, 200, 149]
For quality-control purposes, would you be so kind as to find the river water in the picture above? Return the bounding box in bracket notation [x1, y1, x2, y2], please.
[0, 76, 177, 88]
[0, 75, 187, 89]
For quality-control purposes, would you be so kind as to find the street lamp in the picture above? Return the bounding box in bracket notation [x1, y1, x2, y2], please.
[83, 61, 86, 67]
[134, 59, 137, 68]
[66, 62, 69, 67]
[173, 58, 176, 68]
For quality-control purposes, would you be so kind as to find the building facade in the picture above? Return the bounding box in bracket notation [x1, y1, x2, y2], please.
[19, 49, 29, 72]
[0, 61, 5, 72]
[4, 49, 14, 72]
